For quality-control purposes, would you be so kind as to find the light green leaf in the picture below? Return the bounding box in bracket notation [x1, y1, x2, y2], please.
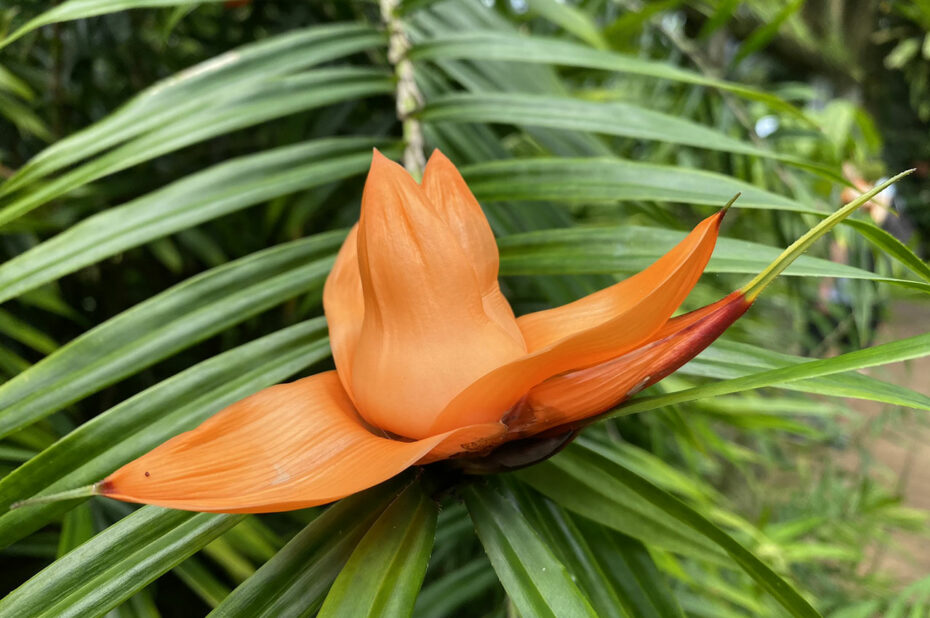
[413, 558, 498, 617]
[677, 338, 930, 413]
[622, 332, 930, 416]
[1, 23, 382, 198]
[497, 225, 929, 293]
[173, 556, 233, 608]
[574, 520, 685, 618]
[514, 446, 727, 561]
[0, 232, 343, 442]
[519, 443, 821, 617]
[0, 308, 58, 354]
[318, 481, 437, 618]
[845, 218, 930, 285]
[0, 318, 330, 546]
[506, 482, 632, 618]
[0, 0, 225, 50]
[0, 506, 241, 617]
[463, 479, 600, 618]
[420, 93, 833, 177]
[410, 31, 808, 121]
[0, 71, 392, 226]
[0, 137, 389, 304]
[463, 157, 808, 212]
[212, 480, 408, 617]
[524, 0, 608, 50]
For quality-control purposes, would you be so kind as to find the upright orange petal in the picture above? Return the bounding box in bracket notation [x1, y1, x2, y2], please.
[421, 150, 524, 347]
[428, 210, 725, 435]
[513, 292, 751, 435]
[99, 371, 506, 513]
[323, 225, 363, 401]
[349, 151, 525, 440]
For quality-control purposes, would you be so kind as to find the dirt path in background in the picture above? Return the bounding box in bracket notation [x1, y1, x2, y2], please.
[852, 299, 930, 581]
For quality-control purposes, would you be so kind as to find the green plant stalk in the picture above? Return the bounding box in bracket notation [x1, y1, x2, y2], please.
[741, 169, 915, 301]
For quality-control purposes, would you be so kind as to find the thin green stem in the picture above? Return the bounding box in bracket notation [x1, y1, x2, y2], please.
[741, 169, 914, 302]
[10, 484, 99, 510]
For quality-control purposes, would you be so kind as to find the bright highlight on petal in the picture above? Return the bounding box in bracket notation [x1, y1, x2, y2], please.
[100, 371, 505, 513]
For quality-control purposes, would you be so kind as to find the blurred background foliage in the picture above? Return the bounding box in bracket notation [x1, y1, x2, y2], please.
[0, 0, 929, 616]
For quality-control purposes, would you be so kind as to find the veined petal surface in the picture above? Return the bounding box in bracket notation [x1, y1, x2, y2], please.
[421, 150, 524, 346]
[349, 151, 525, 439]
[100, 371, 505, 513]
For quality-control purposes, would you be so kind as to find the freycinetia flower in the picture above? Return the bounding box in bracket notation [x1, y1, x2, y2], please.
[82, 150, 902, 513]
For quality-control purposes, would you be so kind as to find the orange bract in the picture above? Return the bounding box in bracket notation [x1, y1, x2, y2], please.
[99, 149, 746, 512]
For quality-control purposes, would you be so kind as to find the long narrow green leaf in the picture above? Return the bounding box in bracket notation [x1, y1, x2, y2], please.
[575, 520, 686, 618]
[0, 137, 389, 303]
[524, 0, 608, 50]
[318, 481, 437, 618]
[512, 446, 726, 561]
[0, 506, 241, 617]
[173, 556, 233, 608]
[0, 308, 58, 354]
[497, 225, 928, 291]
[0, 232, 344, 442]
[463, 157, 808, 212]
[507, 483, 630, 618]
[0, 72, 392, 226]
[413, 558, 498, 617]
[620, 332, 930, 416]
[845, 218, 930, 285]
[463, 480, 600, 618]
[410, 31, 808, 121]
[680, 339, 930, 413]
[0, 318, 330, 540]
[211, 480, 408, 617]
[0, 0, 225, 50]
[518, 444, 821, 617]
[420, 93, 831, 177]
[1, 23, 383, 195]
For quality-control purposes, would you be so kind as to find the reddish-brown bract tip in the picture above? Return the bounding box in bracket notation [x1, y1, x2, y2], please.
[510, 291, 752, 436]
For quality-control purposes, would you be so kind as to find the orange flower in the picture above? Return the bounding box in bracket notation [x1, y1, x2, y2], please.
[96, 149, 751, 513]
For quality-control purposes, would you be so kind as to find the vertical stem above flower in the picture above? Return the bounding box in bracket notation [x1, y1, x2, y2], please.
[380, 0, 426, 177]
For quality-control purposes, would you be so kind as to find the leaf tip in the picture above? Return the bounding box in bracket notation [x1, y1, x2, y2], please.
[9, 484, 100, 510]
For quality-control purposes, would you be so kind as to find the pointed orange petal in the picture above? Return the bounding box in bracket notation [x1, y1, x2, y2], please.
[428, 210, 725, 435]
[514, 291, 751, 434]
[422, 150, 524, 346]
[323, 224, 363, 401]
[99, 371, 505, 513]
[517, 211, 725, 351]
[349, 151, 525, 439]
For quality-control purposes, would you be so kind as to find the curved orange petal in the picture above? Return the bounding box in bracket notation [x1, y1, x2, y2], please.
[323, 224, 363, 401]
[99, 371, 506, 513]
[513, 291, 751, 435]
[517, 211, 725, 351]
[421, 150, 524, 347]
[428, 210, 726, 435]
[349, 151, 525, 439]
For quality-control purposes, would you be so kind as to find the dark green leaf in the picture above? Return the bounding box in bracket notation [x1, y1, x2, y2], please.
[463, 479, 601, 618]
[318, 481, 437, 618]
[212, 480, 408, 617]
